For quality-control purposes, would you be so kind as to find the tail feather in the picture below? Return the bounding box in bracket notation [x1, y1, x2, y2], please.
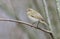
[39, 20, 50, 30]
[39, 20, 49, 26]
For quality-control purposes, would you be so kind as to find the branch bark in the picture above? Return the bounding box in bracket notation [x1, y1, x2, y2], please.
[0, 18, 54, 39]
[0, 18, 51, 33]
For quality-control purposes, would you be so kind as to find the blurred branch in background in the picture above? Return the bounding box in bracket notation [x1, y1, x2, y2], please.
[42, 0, 55, 39]
[42, 0, 52, 31]
[45, 0, 60, 39]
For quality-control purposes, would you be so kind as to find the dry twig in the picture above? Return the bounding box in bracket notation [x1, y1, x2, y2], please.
[0, 18, 54, 39]
[0, 18, 52, 33]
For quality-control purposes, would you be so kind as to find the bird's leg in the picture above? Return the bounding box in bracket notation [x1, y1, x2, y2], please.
[32, 22, 37, 25]
[37, 21, 40, 28]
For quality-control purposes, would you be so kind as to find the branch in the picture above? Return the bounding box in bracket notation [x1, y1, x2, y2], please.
[42, 0, 55, 39]
[0, 18, 52, 33]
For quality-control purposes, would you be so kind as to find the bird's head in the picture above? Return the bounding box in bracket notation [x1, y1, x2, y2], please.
[27, 8, 36, 17]
[27, 8, 33, 15]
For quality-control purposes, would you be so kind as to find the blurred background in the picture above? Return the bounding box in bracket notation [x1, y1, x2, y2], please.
[0, 0, 60, 39]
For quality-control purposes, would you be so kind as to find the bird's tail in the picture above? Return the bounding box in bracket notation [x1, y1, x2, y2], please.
[39, 20, 50, 30]
[39, 20, 48, 26]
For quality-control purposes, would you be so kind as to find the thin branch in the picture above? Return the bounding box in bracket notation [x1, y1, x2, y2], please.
[0, 18, 52, 34]
[42, 0, 55, 39]
[42, 0, 52, 31]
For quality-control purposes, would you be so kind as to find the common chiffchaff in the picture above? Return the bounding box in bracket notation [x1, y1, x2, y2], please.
[27, 8, 48, 26]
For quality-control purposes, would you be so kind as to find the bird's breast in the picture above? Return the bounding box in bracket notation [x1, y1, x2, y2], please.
[28, 16, 39, 22]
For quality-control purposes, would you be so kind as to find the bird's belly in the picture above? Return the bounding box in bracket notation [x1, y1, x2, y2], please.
[28, 16, 39, 22]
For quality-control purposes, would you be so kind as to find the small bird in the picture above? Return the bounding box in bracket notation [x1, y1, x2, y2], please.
[27, 8, 48, 27]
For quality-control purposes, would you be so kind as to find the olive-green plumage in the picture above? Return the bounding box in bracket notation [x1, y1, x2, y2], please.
[27, 8, 48, 26]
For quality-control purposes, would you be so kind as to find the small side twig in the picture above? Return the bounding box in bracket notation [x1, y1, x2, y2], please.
[0, 18, 53, 35]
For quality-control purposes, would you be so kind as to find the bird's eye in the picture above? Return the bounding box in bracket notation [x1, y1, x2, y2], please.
[31, 15, 34, 17]
[41, 19, 44, 21]
[28, 9, 31, 11]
